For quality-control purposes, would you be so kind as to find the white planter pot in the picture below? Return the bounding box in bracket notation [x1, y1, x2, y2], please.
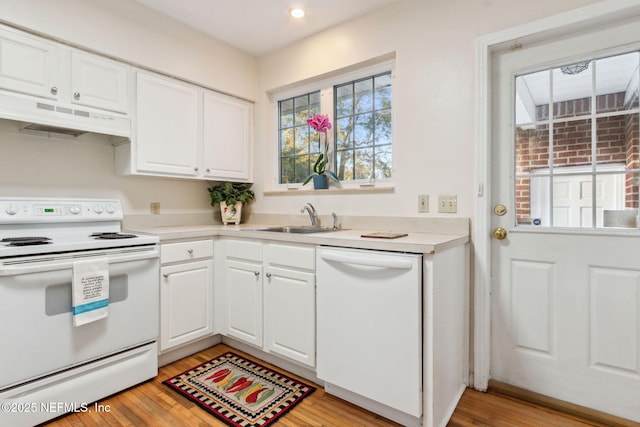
[220, 201, 242, 224]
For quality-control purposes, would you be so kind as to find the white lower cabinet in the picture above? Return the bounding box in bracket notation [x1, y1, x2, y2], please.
[215, 238, 315, 368]
[160, 239, 214, 352]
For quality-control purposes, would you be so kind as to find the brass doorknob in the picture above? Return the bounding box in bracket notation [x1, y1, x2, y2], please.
[493, 227, 507, 240]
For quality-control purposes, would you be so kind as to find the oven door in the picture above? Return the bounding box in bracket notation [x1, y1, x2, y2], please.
[0, 246, 159, 390]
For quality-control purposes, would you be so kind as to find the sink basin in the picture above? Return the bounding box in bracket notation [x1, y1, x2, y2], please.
[246, 225, 338, 234]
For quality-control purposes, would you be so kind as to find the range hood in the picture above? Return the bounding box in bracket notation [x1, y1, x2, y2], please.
[0, 92, 131, 138]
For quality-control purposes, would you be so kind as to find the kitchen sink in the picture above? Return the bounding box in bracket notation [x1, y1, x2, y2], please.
[245, 225, 339, 234]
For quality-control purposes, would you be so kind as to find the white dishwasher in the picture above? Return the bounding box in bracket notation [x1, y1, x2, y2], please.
[316, 246, 422, 418]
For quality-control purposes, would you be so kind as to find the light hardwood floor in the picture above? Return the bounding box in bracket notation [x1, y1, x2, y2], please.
[42, 344, 622, 427]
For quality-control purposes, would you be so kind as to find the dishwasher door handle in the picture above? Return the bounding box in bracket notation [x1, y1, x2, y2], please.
[318, 250, 415, 270]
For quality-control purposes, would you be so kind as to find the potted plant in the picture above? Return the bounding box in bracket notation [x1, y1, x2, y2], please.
[208, 182, 255, 224]
[302, 114, 340, 189]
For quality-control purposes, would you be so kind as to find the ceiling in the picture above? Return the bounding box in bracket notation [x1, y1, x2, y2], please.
[132, 0, 400, 57]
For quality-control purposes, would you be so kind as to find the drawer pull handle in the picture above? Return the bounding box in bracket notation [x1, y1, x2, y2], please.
[254, 271, 260, 277]
[266, 272, 272, 278]
[163, 273, 169, 278]
[188, 249, 194, 254]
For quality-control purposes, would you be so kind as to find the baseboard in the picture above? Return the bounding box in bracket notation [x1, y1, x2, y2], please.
[158, 335, 222, 367]
[488, 380, 639, 427]
[324, 382, 421, 427]
[221, 336, 320, 385]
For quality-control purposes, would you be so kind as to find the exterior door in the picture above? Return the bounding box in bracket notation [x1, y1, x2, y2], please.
[490, 18, 640, 422]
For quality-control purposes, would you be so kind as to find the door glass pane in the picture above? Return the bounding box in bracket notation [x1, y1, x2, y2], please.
[595, 52, 639, 113]
[596, 115, 628, 167]
[552, 118, 592, 168]
[553, 64, 592, 119]
[516, 124, 549, 174]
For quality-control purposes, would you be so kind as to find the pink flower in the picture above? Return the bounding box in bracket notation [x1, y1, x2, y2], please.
[307, 114, 332, 133]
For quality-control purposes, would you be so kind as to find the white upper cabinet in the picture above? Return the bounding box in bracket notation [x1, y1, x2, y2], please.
[203, 91, 253, 181]
[135, 72, 200, 177]
[119, 69, 253, 181]
[0, 25, 59, 100]
[0, 24, 130, 114]
[70, 50, 129, 114]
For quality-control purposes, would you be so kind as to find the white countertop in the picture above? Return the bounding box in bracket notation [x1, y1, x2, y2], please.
[126, 222, 469, 254]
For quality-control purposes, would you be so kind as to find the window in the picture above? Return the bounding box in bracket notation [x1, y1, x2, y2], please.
[335, 73, 393, 181]
[278, 92, 321, 184]
[514, 51, 639, 228]
[276, 65, 393, 185]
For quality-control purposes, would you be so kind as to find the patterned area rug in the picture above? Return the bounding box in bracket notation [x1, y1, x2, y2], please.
[163, 352, 316, 427]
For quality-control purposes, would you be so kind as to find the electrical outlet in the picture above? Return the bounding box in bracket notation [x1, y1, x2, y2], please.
[438, 194, 457, 214]
[150, 202, 160, 215]
[418, 194, 429, 213]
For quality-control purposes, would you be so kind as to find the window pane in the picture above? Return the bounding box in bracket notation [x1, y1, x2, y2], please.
[553, 64, 592, 119]
[374, 74, 392, 110]
[354, 79, 373, 114]
[280, 99, 293, 128]
[516, 124, 549, 174]
[354, 147, 373, 180]
[280, 128, 294, 156]
[336, 85, 353, 118]
[552, 118, 592, 168]
[354, 113, 373, 148]
[516, 70, 549, 125]
[294, 96, 309, 125]
[596, 52, 639, 113]
[281, 157, 294, 183]
[336, 116, 353, 150]
[336, 150, 353, 180]
[375, 109, 392, 145]
[294, 155, 310, 183]
[596, 115, 629, 167]
[375, 144, 392, 179]
[524, 174, 550, 226]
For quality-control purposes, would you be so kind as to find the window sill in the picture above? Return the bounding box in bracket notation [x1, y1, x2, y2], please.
[263, 186, 394, 196]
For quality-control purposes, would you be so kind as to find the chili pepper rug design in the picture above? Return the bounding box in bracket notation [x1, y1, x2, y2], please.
[163, 352, 316, 426]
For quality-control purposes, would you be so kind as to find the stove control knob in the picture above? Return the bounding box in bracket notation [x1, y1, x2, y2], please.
[94, 205, 104, 214]
[5, 205, 18, 216]
[69, 205, 81, 215]
[106, 204, 116, 214]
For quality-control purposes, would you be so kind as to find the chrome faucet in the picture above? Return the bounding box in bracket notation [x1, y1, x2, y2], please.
[301, 203, 318, 227]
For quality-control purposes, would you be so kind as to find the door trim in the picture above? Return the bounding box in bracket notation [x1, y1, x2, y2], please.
[473, 0, 640, 391]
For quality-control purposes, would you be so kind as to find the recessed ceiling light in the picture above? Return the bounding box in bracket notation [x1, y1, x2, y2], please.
[290, 8, 305, 18]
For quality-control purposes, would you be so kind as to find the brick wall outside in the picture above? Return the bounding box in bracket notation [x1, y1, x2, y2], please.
[515, 92, 639, 220]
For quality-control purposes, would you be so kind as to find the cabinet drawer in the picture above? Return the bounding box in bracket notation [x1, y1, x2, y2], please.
[223, 238, 262, 261]
[161, 240, 213, 264]
[265, 242, 315, 270]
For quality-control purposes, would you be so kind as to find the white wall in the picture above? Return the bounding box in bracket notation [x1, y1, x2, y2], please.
[253, 0, 601, 219]
[0, 0, 602, 219]
[0, 0, 257, 216]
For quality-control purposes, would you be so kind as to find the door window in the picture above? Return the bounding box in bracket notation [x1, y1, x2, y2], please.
[514, 51, 640, 228]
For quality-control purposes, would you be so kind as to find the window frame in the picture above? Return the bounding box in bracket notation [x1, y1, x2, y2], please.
[271, 59, 396, 191]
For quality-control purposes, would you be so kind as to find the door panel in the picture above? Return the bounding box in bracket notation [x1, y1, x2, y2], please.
[491, 17, 640, 422]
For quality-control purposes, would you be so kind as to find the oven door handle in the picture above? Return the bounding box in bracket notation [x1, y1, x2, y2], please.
[0, 248, 159, 276]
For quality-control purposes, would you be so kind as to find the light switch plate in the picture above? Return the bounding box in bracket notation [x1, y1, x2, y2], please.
[150, 202, 160, 215]
[418, 194, 429, 213]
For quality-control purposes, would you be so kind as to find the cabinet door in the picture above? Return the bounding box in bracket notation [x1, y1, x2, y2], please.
[223, 259, 263, 347]
[0, 25, 59, 100]
[264, 266, 315, 367]
[160, 260, 214, 352]
[202, 91, 252, 181]
[71, 50, 129, 114]
[135, 72, 199, 176]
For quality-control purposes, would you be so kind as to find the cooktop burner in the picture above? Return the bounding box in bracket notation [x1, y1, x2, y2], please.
[91, 232, 138, 240]
[1, 237, 52, 246]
